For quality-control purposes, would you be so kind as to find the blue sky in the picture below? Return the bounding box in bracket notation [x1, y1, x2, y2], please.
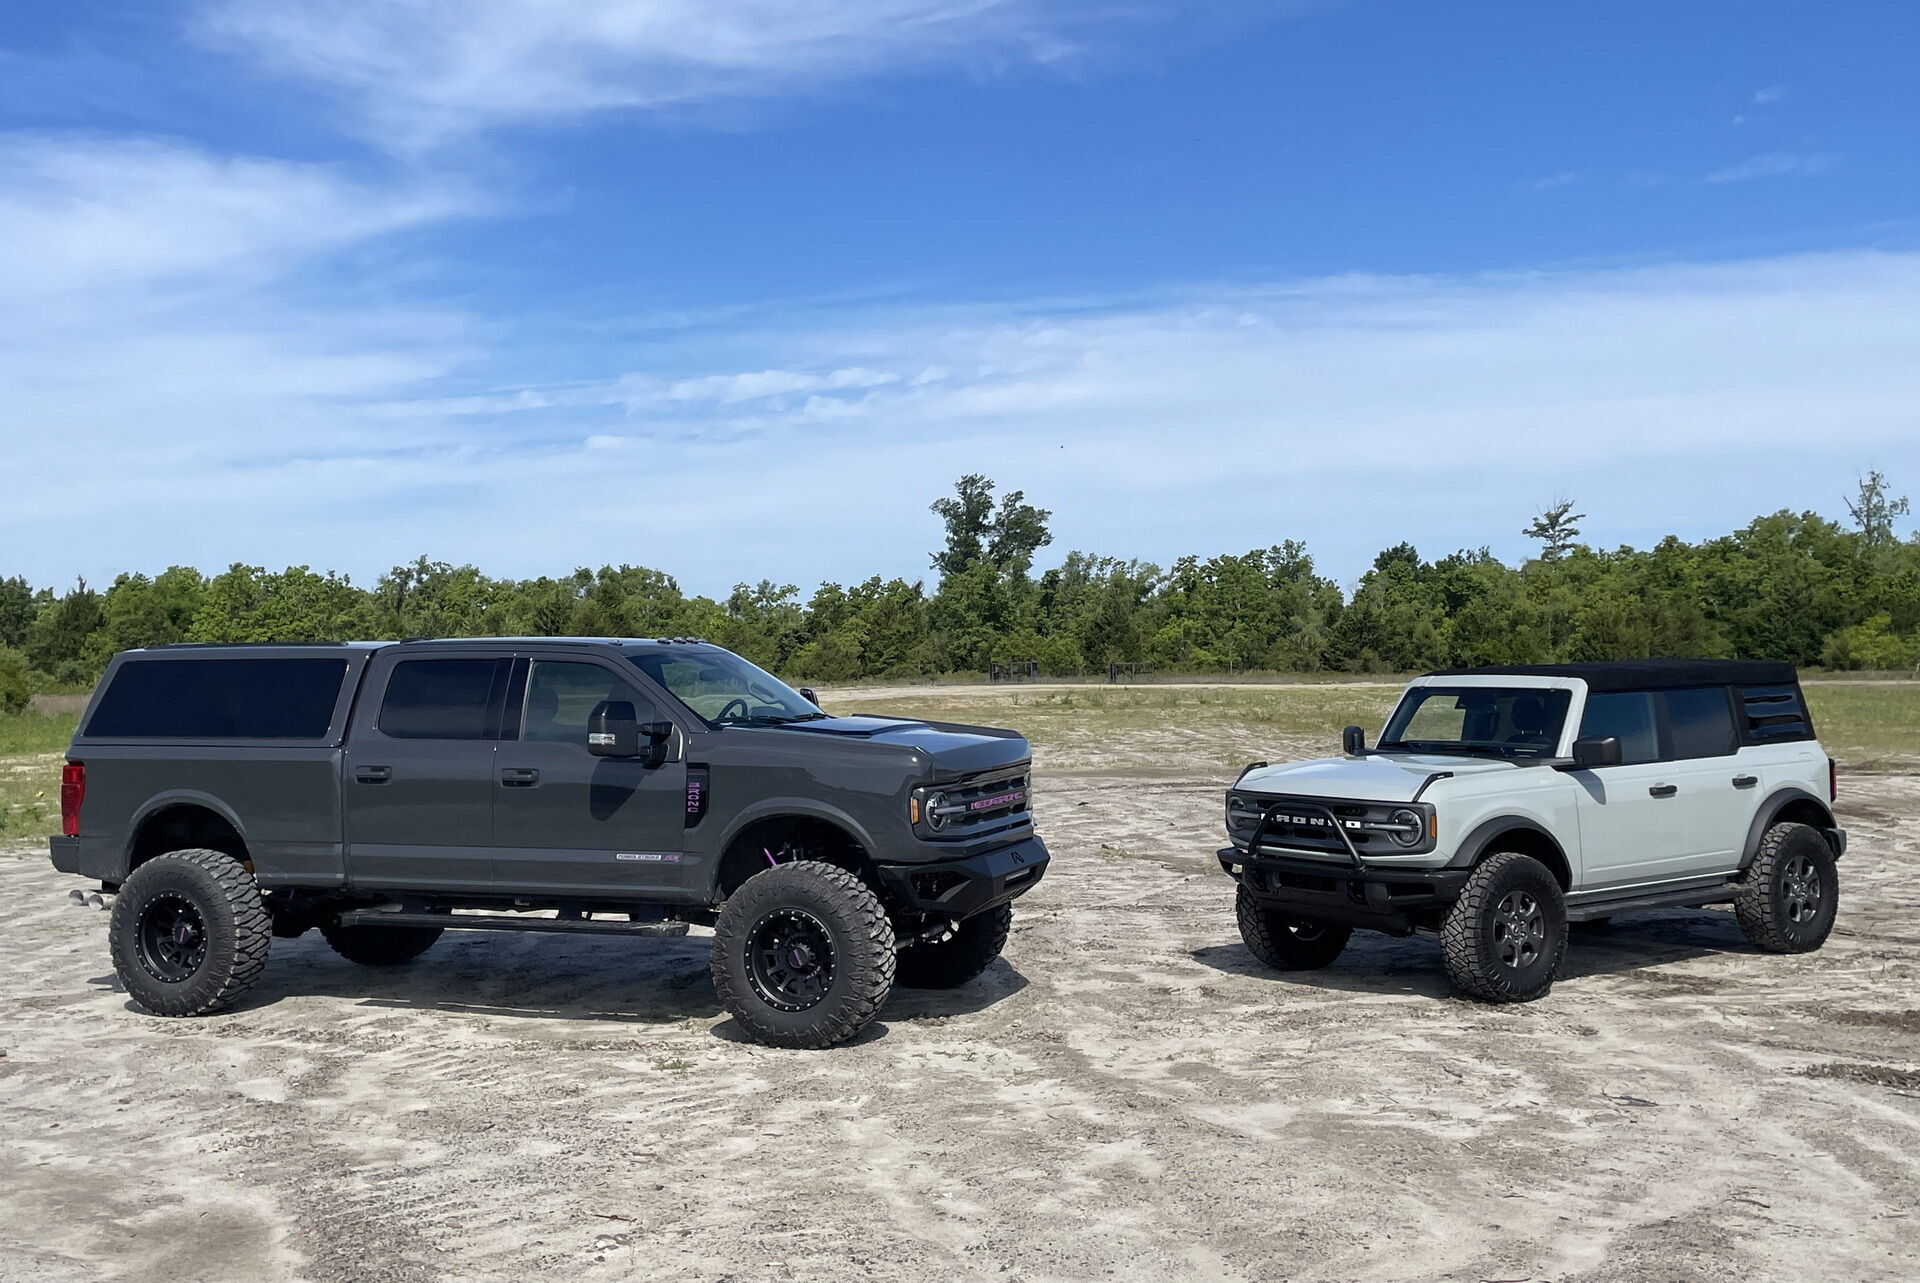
[1, 1, 1916, 595]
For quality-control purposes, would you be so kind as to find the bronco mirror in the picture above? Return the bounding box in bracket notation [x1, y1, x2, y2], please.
[1566, 735, 1622, 770]
[587, 700, 641, 757]
[799, 686, 820, 707]
[1341, 725, 1366, 756]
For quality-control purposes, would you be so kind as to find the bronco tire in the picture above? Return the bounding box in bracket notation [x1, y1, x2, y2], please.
[109, 848, 271, 1017]
[712, 862, 896, 1049]
[1440, 851, 1567, 1003]
[896, 903, 1012, 989]
[1734, 821, 1838, 953]
[1236, 885, 1352, 970]
[320, 922, 444, 966]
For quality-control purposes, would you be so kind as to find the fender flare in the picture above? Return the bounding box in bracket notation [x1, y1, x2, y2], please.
[1740, 787, 1839, 868]
[120, 790, 251, 876]
[1446, 815, 1572, 886]
[705, 797, 883, 889]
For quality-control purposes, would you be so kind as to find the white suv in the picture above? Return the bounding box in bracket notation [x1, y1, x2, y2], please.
[1218, 660, 1843, 1001]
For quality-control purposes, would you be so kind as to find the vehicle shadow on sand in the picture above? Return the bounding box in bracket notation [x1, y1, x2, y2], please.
[1188, 908, 1760, 999]
[90, 933, 1030, 1035]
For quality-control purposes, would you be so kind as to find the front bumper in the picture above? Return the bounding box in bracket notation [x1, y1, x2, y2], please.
[1219, 846, 1469, 935]
[876, 836, 1049, 920]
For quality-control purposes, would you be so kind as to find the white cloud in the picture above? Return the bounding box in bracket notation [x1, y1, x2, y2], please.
[1705, 151, 1837, 184]
[1752, 84, 1788, 104]
[195, 0, 1119, 147]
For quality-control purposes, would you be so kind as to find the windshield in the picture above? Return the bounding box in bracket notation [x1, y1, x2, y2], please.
[1378, 686, 1571, 759]
[629, 649, 823, 726]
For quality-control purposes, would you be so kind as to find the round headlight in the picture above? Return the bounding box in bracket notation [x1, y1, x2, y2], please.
[1388, 808, 1423, 847]
[925, 792, 949, 830]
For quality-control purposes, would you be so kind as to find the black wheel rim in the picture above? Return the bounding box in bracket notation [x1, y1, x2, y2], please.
[746, 909, 837, 1012]
[1492, 890, 1547, 971]
[137, 892, 209, 984]
[1782, 854, 1823, 925]
[1286, 920, 1326, 941]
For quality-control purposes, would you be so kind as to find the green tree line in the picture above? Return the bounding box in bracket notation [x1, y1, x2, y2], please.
[4, 473, 1918, 703]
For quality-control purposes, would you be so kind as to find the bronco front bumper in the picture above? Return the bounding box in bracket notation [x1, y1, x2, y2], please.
[876, 836, 1049, 920]
[1219, 846, 1469, 936]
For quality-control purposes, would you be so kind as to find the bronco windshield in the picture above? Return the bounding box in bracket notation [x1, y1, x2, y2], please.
[629, 649, 823, 726]
[1378, 686, 1571, 759]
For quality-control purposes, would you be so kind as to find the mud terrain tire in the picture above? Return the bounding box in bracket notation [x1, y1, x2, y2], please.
[320, 922, 445, 965]
[1236, 884, 1352, 970]
[1440, 852, 1567, 1003]
[896, 903, 1012, 989]
[109, 848, 271, 1017]
[712, 862, 896, 1049]
[1734, 821, 1838, 953]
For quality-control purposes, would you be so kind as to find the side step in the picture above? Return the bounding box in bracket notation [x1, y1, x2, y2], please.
[337, 909, 690, 937]
[1565, 880, 1738, 922]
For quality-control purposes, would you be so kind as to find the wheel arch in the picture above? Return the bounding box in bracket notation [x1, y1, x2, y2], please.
[1453, 817, 1573, 891]
[710, 800, 879, 901]
[124, 794, 251, 876]
[1741, 787, 1839, 868]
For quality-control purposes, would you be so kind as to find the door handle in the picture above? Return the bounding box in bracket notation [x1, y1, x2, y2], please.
[1649, 783, 1678, 798]
[500, 767, 540, 787]
[1732, 774, 1758, 789]
[354, 766, 392, 784]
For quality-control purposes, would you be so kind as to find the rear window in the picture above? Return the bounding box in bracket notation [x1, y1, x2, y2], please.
[1740, 684, 1814, 742]
[1663, 687, 1738, 759]
[86, 657, 347, 739]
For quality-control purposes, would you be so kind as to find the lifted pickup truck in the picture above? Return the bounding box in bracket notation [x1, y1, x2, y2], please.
[52, 638, 1048, 1047]
[1219, 660, 1842, 1002]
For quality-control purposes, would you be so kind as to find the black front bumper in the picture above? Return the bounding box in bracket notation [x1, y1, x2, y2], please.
[877, 836, 1049, 920]
[1219, 846, 1469, 935]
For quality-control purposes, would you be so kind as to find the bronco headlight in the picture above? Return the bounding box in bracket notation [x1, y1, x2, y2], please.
[1387, 807, 1424, 847]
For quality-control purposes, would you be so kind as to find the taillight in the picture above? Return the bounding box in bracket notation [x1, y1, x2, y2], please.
[60, 761, 85, 838]
[1828, 757, 1837, 804]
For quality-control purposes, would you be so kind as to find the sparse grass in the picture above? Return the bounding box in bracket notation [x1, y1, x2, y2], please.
[0, 712, 78, 841]
[1804, 683, 1920, 770]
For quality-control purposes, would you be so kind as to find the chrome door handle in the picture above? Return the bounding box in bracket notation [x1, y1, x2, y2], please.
[1648, 784, 1678, 798]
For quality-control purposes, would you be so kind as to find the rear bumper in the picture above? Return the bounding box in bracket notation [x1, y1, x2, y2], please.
[876, 836, 1049, 920]
[1219, 846, 1468, 935]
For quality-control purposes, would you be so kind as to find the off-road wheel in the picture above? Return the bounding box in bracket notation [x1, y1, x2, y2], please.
[1734, 821, 1838, 953]
[320, 921, 444, 966]
[1440, 852, 1567, 1003]
[109, 848, 270, 1017]
[1236, 885, 1352, 970]
[896, 903, 1012, 989]
[712, 862, 896, 1049]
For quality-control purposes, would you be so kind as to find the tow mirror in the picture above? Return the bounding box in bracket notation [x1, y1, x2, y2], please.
[1341, 725, 1366, 756]
[1567, 735, 1622, 770]
[587, 701, 640, 758]
[638, 720, 675, 767]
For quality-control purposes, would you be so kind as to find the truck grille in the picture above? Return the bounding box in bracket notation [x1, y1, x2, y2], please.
[1228, 792, 1431, 859]
[929, 766, 1032, 835]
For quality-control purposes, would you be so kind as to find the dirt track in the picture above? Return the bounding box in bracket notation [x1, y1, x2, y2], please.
[3, 713, 1917, 1282]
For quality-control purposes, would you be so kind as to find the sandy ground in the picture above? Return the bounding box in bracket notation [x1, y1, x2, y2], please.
[4, 701, 1918, 1283]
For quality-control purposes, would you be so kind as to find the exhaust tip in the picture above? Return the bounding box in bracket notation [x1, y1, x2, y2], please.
[67, 889, 87, 907]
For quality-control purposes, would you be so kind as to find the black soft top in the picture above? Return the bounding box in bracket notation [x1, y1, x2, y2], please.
[1424, 659, 1798, 693]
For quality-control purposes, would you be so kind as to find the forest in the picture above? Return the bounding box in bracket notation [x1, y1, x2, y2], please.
[3, 473, 1917, 709]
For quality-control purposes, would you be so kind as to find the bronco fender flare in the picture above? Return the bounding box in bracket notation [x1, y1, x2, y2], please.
[1740, 787, 1839, 868]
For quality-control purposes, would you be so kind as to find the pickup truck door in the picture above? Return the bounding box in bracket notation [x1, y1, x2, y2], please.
[343, 654, 509, 892]
[489, 657, 691, 899]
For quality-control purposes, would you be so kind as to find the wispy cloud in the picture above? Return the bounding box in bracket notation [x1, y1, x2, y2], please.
[1518, 171, 1581, 192]
[1752, 84, 1788, 105]
[193, 0, 1126, 148]
[1704, 151, 1837, 184]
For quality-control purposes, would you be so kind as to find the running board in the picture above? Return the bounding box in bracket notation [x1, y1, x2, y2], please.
[337, 910, 690, 937]
[1564, 880, 1738, 922]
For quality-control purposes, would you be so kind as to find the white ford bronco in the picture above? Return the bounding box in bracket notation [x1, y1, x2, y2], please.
[1218, 660, 1843, 1001]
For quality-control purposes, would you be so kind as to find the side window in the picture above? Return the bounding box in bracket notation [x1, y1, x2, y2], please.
[1663, 687, 1737, 760]
[1739, 684, 1813, 742]
[522, 661, 656, 745]
[1578, 691, 1659, 765]
[378, 659, 503, 740]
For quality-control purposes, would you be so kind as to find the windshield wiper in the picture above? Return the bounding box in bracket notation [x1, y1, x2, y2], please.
[1381, 740, 1518, 760]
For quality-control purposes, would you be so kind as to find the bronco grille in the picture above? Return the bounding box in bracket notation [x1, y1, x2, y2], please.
[1226, 792, 1435, 859]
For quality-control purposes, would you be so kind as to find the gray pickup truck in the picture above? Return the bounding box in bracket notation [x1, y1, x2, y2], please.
[51, 638, 1048, 1047]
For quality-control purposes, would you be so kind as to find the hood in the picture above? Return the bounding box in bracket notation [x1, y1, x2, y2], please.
[1238, 752, 1518, 802]
[743, 715, 1029, 775]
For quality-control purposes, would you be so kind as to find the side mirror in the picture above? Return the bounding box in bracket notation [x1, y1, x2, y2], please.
[638, 720, 675, 767]
[1341, 725, 1366, 756]
[799, 687, 820, 708]
[588, 700, 640, 758]
[1568, 735, 1622, 770]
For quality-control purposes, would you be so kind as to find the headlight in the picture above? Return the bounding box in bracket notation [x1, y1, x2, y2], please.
[1387, 807, 1424, 847]
[925, 791, 950, 831]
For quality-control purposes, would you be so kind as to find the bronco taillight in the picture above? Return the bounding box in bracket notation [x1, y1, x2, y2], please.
[1828, 757, 1837, 804]
[60, 761, 86, 838]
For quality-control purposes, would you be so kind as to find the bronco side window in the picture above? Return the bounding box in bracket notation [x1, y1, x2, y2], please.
[1578, 691, 1659, 765]
[1662, 687, 1738, 760]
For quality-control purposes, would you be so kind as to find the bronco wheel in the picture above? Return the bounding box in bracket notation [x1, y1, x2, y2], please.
[1734, 821, 1838, 953]
[896, 903, 1013, 989]
[109, 848, 271, 1017]
[1235, 885, 1352, 970]
[712, 862, 896, 1048]
[1440, 851, 1567, 1003]
[320, 921, 444, 966]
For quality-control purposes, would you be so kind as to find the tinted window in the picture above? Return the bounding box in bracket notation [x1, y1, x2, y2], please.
[378, 659, 503, 739]
[1381, 686, 1570, 758]
[1578, 691, 1659, 765]
[1664, 687, 1737, 759]
[1740, 684, 1813, 742]
[87, 657, 347, 739]
[522, 661, 655, 744]
[629, 649, 817, 724]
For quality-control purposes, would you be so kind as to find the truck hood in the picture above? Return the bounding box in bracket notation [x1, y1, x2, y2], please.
[1238, 752, 1519, 802]
[745, 715, 1029, 775]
